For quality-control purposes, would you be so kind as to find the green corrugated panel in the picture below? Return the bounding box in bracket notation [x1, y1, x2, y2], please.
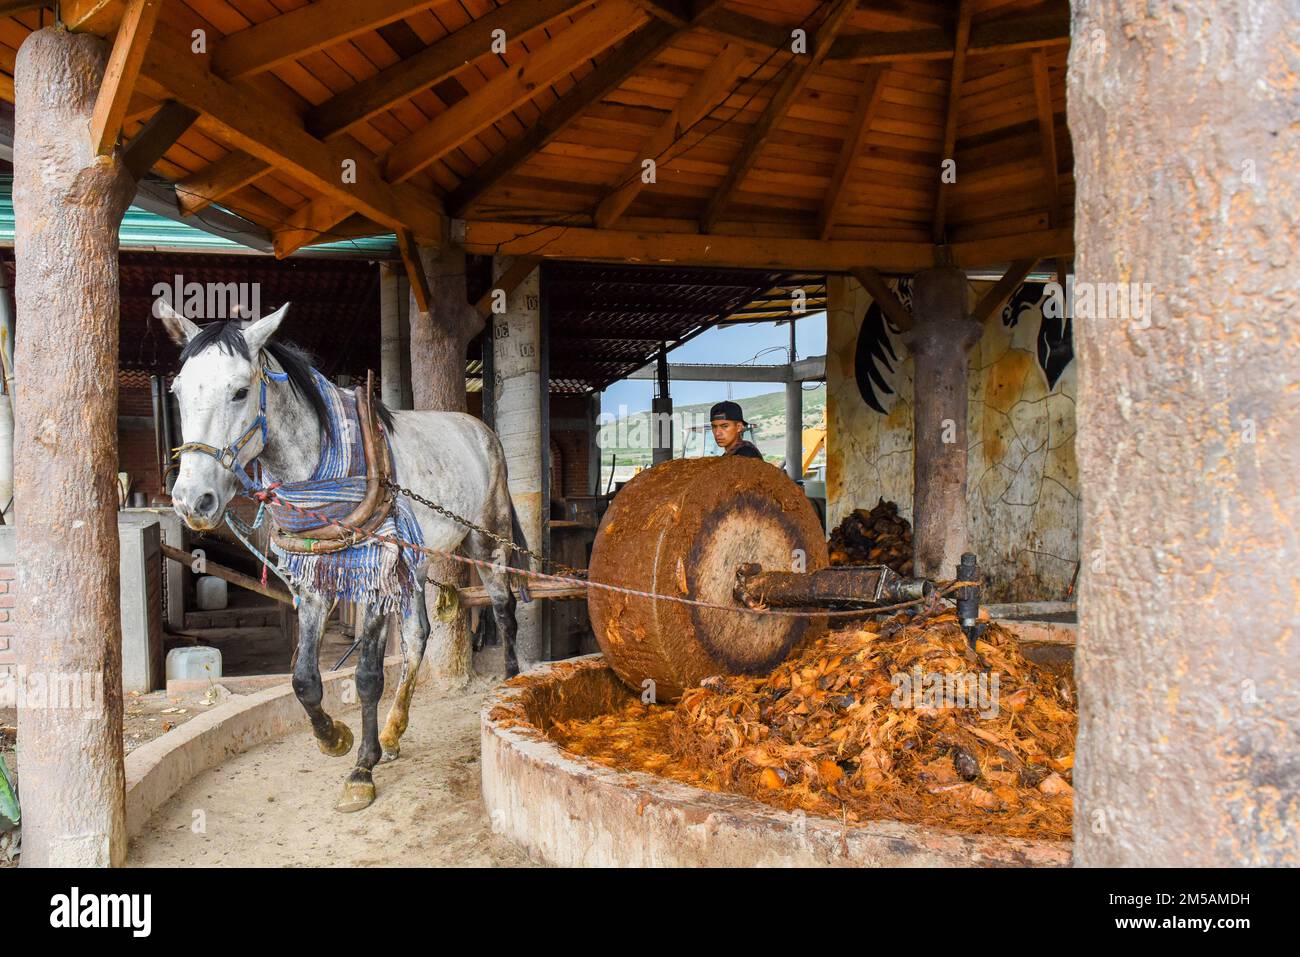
[0, 175, 397, 255]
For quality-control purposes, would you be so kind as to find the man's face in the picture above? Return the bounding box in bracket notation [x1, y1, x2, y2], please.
[711, 418, 745, 451]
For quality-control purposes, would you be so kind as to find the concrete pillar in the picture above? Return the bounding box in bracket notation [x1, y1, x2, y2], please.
[587, 391, 602, 496]
[905, 266, 982, 580]
[492, 257, 545, 666]
[785, 380, 802, 480]
[1069, 1, 1298, 866]
[379, 262, 403, 409]
[12, 27, 136, 867]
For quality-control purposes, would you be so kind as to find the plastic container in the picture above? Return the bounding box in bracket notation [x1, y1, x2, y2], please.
[196, 575, 228, 610]
[166, 645, 222, 682]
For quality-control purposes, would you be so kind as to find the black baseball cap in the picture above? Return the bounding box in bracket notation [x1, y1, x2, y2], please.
[710, 400, 747, 425]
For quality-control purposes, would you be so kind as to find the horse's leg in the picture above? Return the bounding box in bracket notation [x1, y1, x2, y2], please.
[292, 591, 353, 757]
[336, 604, 388, 813]
[378, 577, 431, 763]
[465, 525, 520, 678]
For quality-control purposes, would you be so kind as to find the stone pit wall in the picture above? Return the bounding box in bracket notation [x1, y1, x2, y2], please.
[826, 274, 1079, 602]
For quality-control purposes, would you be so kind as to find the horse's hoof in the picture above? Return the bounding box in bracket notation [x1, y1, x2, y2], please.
[379, 746, 400, 764]
[317, 719, 353, 757]
[334, 774, 375, 813]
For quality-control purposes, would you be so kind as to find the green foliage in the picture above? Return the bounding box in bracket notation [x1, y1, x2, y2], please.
[0, 753, 17, 827]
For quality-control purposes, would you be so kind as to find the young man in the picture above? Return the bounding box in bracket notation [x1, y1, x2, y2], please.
[709, 400, 763, 459]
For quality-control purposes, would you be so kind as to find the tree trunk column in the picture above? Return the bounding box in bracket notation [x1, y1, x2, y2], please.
[409, 245, 479, 686]
[492, 258, 545, 667]
[1070, 2, 1298, 866]
[13, 28, 135, 867]
[905, 266, 981, 580]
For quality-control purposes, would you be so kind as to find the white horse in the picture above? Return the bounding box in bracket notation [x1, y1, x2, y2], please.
[159, 302, 522, 812]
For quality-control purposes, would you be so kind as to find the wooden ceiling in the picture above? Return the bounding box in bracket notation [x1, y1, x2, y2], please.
[0, 0, 1075, 273]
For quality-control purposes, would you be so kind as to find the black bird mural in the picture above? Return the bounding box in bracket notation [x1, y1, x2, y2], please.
[854, 278, 911, 414]
[1037, 313, 1074, 390]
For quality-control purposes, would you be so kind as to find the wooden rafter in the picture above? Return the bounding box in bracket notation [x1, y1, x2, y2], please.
[457, 221, 1074, 272]
[277, 0, 649, 257]
[138, 25, 444, 246]
[120, 99, 197, 180]
[396, 228, 432, 314]
[212, 1, 442, 81]
[972, 259, 1039, 324]
[700, 0, 859, 235]
[175, 150, 269, 216]
[818, 65, 887, 240]
[850, 266, 913, 332]
[475, 256, 541, 320]
[594, 42, 747, 229]
[830, 7, 1070, 63]
[176, 0, 586, 226]
[445, 17, 681, 217]
[931, 0, 972, 244]
[384, 0, 646, 184]
[89, 0, 161, 156]
[305, 0, 587, 139]
[1031, 49, 1061, 227]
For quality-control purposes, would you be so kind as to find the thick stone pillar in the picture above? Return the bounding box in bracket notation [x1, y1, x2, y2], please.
[409, 245, 481, 686]
[784, 379, 802, 479]
[12, 28, 135, 867]
[1069, 2, 1298, 866]
[378, 262, 403, 410]
[492, 258, 545, 666]
[905, 266, 982, 579]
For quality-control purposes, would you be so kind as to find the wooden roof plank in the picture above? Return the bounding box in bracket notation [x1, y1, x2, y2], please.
[1030, 47, 1060, 226]
[700, 0, 858, 234]
[212, 0, 445, 81]
[818, 64, 887, 239]
[89, 0, 162, 156]
[931, 0, 972, 243]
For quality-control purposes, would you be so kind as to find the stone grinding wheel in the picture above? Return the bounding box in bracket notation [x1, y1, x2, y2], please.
[588, 457, 829, 701]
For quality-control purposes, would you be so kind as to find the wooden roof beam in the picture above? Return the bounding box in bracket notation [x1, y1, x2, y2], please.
[305, 0, 589, 139]
[594, 42, 747, 229]
[396, 228, 432, 314]
[700, 0, 859, 235]
[89, 0, 162, 156]
[456, 221, 1073, 272]
[120, 99, 197, 180]
[175, 150, 270, 216]
[931, 0, 972, 244]
[277, 0, 648, 257]
[447, 3, 729, 217]
[212, 1, 445, 81]
[830, 6, 1070, 63]
[138, 26, 444, 247]
[972, 259, 1039, 324]
[851, 266, 913, 332]
[1031, 49, 1062, 227]
[818, 65, 887, 241]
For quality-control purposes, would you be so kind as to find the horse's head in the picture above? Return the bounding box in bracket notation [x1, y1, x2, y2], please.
[159, 300, 290, 531]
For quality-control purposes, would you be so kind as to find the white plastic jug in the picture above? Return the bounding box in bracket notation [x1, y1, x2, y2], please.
[166, 645, 222, 682]
[196, 575, 228, 610]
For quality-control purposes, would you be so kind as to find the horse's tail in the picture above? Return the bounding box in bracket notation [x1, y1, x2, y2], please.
[508, 502, 532, 573]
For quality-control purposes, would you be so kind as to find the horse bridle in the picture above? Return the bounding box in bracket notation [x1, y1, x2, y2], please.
[172, 359, 290, 491]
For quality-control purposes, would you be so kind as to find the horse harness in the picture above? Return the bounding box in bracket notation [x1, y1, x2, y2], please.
[173, 363, 396, 556]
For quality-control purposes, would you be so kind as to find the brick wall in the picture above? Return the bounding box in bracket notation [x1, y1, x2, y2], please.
[118, 374, 164, 502]
[0, 539, 14, 679]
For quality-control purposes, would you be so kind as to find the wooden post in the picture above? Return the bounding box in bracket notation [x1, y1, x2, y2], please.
[1069, 1, 1299, 866]
[379, 262, 403, 410]
[905, 266, 982, 580]
[409, 243, 482, 685]
[12, 27, 136, 867]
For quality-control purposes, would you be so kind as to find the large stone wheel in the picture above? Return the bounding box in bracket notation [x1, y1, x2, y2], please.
[587, 457, 828, 701]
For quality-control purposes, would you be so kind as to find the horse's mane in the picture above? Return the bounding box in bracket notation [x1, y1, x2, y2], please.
[179, 321, 397, 436]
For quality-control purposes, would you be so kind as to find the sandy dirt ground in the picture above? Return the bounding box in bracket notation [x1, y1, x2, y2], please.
[126, 665, 536, 868]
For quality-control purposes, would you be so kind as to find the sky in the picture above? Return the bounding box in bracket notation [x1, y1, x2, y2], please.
[599, 310, 827, 418]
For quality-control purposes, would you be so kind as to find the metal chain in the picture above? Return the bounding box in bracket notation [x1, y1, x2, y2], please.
[384, 479, 589, 579]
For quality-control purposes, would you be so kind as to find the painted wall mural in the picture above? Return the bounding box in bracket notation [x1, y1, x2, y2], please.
[827, 275, 1080, 602]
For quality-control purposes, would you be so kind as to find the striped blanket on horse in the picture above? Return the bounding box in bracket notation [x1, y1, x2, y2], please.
[263, 370, 424, 616]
